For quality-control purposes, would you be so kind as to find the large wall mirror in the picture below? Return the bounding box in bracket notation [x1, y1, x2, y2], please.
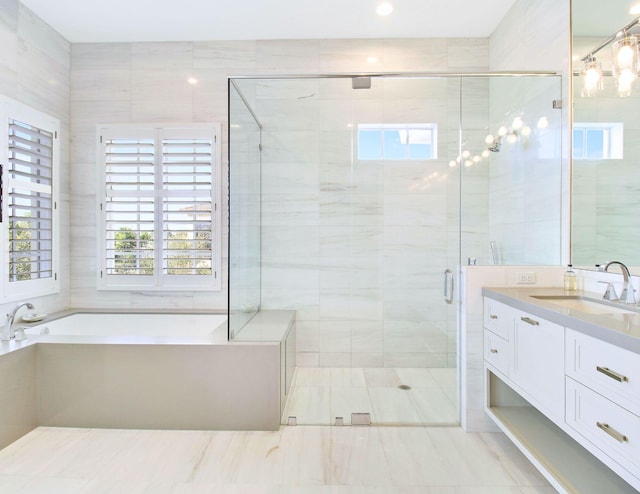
[572, 0, 640, 266]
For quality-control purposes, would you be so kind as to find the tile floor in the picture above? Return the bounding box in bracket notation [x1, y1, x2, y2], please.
[0, 425, 555, 493]
[283, 368, 458, 425]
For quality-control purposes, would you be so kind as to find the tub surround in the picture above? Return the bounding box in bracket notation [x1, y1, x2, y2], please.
[0, 309, 296, 449]
[37, 342, 281, 432]
[0, 346, 36, 449]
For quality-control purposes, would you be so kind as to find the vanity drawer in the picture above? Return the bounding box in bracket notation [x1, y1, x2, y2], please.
[566, 328, 640, 416]
[566, 377, 640, 478]
[484, 329, 509, 376]
[483, 298, 513, 340]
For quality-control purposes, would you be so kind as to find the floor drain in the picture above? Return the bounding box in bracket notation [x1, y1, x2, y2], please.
[398, 384, 411, 390]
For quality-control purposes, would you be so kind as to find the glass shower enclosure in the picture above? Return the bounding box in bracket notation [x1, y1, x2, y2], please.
[228, 74, 562, 426]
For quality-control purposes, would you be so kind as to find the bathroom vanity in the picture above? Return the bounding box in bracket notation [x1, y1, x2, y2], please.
[483, 287, 640, 493]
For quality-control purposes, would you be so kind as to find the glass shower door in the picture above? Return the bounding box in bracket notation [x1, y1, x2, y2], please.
[228, 73, 563, 426]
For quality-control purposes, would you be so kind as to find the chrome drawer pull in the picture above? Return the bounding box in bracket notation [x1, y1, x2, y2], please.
[490, 348, 498, 354]
[520, 316, 539, 326]
[596, 366, 629, 383]
[490, 314, 498, 320]
[596, 422, 629, 443]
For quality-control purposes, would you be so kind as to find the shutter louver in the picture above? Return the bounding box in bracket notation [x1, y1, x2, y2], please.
[8, 119, 54, 282]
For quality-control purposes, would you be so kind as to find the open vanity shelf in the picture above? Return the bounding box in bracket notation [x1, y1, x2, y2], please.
[487, 373, 635, 493]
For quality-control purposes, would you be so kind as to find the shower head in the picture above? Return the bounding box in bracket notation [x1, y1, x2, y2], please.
[488, 136, 501, 152]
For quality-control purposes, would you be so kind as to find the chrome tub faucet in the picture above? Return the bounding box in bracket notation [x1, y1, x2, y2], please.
[2, 302, 34, 341]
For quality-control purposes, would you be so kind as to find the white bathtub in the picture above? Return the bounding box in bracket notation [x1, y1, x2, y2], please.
[24, 312, 228, 343]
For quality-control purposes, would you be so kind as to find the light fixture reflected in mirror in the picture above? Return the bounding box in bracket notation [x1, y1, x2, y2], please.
[579, 17, 640, 97]
[581, 55, 603, 97]
[612, 34, 639, 96]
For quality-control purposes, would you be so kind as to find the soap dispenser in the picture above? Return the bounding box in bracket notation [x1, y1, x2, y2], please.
[564, 264, 577, 292]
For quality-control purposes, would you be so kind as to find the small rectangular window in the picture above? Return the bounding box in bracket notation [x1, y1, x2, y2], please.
[573, 123, 623, 160]
[357, 124, 437, 160]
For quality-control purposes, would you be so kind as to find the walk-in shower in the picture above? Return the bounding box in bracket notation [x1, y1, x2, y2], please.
[228, 73, 562, 426]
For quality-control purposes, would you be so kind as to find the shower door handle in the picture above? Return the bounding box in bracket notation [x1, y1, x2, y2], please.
[444, 269, 454, 304]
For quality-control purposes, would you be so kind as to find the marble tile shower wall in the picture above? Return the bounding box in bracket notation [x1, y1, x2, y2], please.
[241, 44, 490, 368]
[0, 1, 71, 316]
[70, 38, 489, 318]
[487, 76, 563, 265]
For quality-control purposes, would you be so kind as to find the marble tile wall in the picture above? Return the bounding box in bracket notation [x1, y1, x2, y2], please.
[0, 1, 71, 317]
[71, 37, 491, 317]
[489, 0, 572, 263]
[486, 75, 564, 265]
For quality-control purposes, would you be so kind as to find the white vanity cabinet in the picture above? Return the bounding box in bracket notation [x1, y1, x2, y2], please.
[565, 328, 640, 480]
[565, 328, 640, 415]
[483, 294, 640, 494]
[483, 298, 513, 340]
[483, 298, 513, 377]
[483, 298, 565, 425]
[511, 312, 565, 424]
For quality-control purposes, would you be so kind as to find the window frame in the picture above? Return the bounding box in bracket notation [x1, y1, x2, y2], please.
[572, 122, 624, 160]
[356, 123, 438, 161]
[97, 123, 222, 292]
[0, 96, 60, 302]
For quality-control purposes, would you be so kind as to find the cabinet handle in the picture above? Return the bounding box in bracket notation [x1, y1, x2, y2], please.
[520, 316, 539, 326]
[490, 348, 498, 354]
[596, 422, 629, 443]
[490, 314, 498, 320]
[596, 366, 629, 383]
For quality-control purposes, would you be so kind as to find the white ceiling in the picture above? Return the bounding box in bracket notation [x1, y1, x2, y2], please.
[20, 0, 518, 43]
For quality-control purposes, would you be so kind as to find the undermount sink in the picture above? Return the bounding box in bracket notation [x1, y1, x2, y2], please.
[531, 295, 637, 315]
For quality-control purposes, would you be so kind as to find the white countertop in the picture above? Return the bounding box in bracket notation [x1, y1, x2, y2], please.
[483, 287, 640, 354]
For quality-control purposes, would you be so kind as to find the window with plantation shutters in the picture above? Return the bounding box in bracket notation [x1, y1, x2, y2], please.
[8, 119, 54, 282]
[0, 97, 60, 301]
[98, 125, 221, 291]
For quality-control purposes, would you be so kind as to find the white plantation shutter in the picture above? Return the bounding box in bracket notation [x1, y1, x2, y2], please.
[8, 119, 54, 282]
[103, 133, 155, 277]
[99, 125, 220, 291]
[162, 136, 213, 276]
[0, 97, 60, 301]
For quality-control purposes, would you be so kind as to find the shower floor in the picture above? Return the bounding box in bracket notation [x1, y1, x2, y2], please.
[282, 367, 458, 426]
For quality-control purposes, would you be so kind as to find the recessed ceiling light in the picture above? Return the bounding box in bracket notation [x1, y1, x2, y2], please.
[187, 77, 198, 85]
[367, 56, 379, 64]
[630, 3, 640, 14]
[376, 2, 393, 16]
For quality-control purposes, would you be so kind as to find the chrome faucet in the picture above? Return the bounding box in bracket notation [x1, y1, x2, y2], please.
[604, 261, 636, 304]
[3, 302, 34, 341]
